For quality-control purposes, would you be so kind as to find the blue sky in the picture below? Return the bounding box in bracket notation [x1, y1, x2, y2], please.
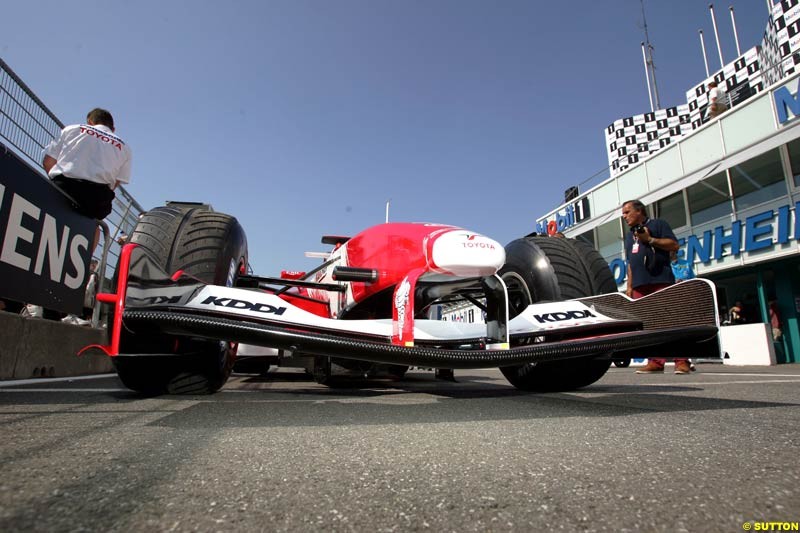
[1, 1, 773, 274]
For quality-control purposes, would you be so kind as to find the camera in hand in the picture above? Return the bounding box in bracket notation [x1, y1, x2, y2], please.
[632, 224, 646, 234]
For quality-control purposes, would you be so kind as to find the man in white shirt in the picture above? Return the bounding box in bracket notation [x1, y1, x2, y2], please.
[43, 108, 132, 250]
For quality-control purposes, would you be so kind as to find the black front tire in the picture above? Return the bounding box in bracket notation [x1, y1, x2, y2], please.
[113, 205, 247, 395]
[499, 236, 617, 392]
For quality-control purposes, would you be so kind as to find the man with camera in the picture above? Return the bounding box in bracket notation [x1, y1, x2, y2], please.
[621, 199, 690, 374]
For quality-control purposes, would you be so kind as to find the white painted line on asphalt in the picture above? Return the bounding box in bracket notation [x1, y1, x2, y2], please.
[691, 379, 800, 385]
[0, 388, 127, 393]
[705, 372, 800, 377]
[630, 379, 800, 386]
[0, 374, 117, 388]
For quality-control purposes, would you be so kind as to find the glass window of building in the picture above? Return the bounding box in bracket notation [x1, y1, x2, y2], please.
[687, 171, 732, 226]
[785, 138, 800, 188]
[730, 148, 787, 211]
[597, 218, 623, 261]
[575, 230, 595, 247]
[654, 191, 687, 229]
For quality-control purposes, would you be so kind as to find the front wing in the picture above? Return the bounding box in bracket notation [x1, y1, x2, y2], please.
[88, 245, 722, 368]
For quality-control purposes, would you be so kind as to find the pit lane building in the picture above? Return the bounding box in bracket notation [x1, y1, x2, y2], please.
[535, 3, 800, 363]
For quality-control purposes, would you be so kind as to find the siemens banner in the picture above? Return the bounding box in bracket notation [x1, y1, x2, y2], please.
[608, 202, 800, 284]
[0, 143, 95, 313]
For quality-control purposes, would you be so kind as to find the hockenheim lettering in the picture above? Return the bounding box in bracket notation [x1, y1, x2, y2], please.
[202, 295, 287, 315]
[533, 310, 596, 324]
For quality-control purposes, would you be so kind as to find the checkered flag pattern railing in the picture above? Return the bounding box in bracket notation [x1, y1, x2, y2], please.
[605, 4, 800, 177]
[605, 105, 691, 175]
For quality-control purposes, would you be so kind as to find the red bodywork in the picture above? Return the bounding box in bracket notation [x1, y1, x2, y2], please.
[342, 222, 455, 303]
[283, 222, 504, 333]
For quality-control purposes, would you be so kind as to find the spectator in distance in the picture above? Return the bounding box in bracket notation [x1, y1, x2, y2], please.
[705, 81, 728, 121]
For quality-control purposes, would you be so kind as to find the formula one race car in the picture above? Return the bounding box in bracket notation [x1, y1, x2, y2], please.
[86, 202, 722, 395]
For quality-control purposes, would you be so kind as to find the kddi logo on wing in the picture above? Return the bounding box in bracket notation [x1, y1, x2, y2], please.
[202, 296, 287, 315]
[532, 309, 596, 324]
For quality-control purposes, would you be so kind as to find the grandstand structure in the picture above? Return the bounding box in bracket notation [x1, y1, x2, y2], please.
[606, 1, 800, 176]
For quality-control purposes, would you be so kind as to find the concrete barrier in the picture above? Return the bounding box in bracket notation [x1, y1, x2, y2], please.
[0, 311, 112, 379]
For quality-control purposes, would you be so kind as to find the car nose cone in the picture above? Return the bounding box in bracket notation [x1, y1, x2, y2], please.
[427, 230, 506, 277]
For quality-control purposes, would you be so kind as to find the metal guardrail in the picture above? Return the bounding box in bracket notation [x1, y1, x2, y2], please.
[0, 56, 145, 275]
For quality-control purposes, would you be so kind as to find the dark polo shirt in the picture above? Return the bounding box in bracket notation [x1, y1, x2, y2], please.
[624, 218, 677, 289]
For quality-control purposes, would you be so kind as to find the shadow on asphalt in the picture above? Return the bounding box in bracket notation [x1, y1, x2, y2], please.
[143, 395, 800, 429]
[3, 372, 798, 428]
[128, 371, 800, 429]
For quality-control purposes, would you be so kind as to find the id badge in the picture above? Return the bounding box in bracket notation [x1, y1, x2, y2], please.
[632, 242, 640, 254]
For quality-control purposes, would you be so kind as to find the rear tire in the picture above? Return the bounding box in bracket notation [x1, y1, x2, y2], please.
[499, 236, 617, 392]
[113, 205, 247, 395]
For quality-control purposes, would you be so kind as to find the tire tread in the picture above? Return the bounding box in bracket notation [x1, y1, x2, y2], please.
[499, 235, 614, 392]
[115, 205, 247, 395]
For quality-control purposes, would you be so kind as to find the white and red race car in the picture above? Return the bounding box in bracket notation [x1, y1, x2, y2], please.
[86, 202, 721, 395]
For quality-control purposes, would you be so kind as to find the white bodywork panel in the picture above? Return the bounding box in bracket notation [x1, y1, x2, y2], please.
[179, 286, 618, 342]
